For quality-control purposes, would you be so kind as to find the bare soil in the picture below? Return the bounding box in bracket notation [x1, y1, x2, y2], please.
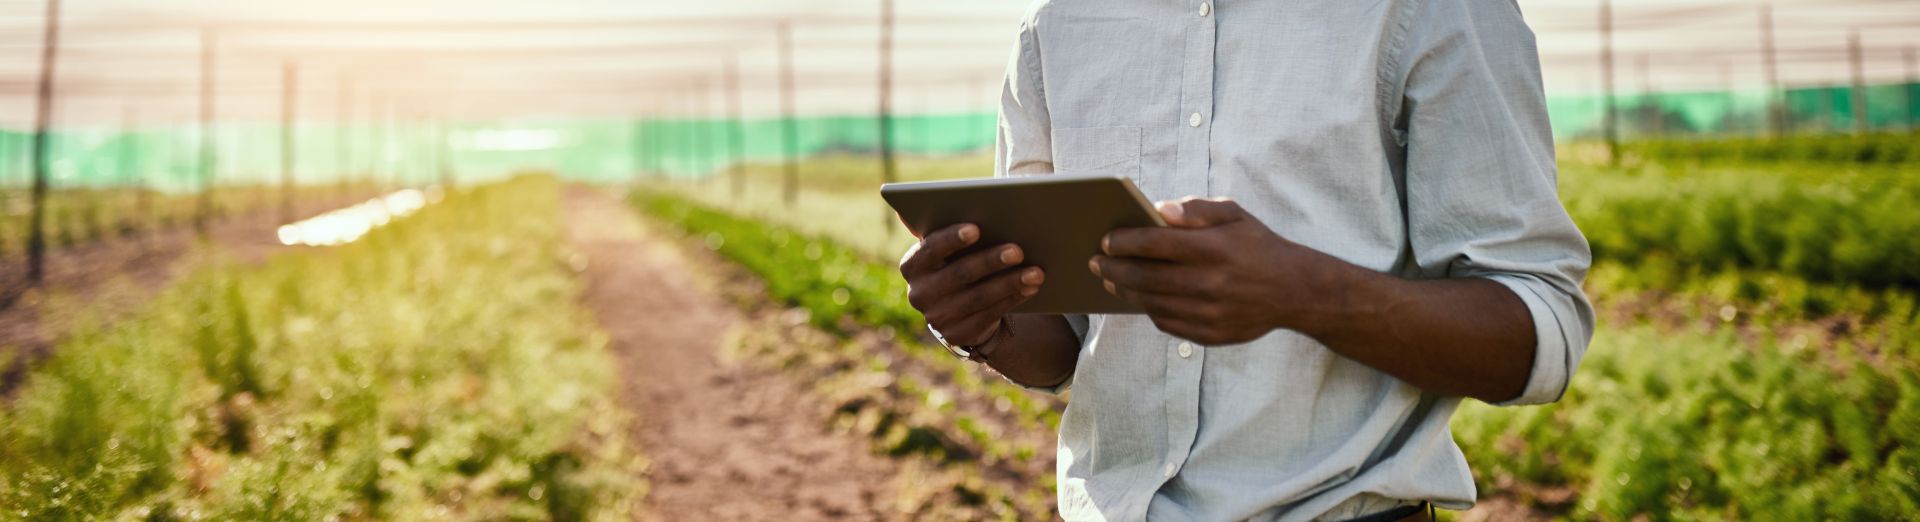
[563, 187, 908, 521]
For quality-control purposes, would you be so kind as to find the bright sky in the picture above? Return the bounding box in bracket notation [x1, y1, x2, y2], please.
[0, 0, 1915, 128]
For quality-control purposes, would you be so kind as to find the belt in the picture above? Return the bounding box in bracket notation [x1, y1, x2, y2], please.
[1342, 503, 1431, 522]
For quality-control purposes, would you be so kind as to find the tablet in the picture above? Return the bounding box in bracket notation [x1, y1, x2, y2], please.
[881, 174, 1165, 315]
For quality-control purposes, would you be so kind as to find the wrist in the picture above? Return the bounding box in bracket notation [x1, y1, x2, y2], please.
[933, 319, 1007, 362]
[1281, 250, 1396, 340]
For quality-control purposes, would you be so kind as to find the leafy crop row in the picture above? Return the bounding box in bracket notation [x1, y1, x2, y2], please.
[632, 192, 1060, 432]
[0, 176, 641, 520]
[1454, 322, 1920, 520]
[1564, 162, 1920, 289]
[1621, 132, 1920, 165]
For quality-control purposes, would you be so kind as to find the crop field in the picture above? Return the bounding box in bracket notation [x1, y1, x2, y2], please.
[7, 0, 1915, 519]
[633, 140, 1920, 520]
[0, 176, 641, 520]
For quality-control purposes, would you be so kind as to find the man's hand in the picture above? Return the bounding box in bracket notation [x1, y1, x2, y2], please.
[1090, 197, 1341, 346]
[1089, 197, 1540, 402]
[900, 223, 1046, 346]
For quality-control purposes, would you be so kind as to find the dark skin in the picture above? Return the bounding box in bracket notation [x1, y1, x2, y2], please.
[899, 197, 1536, 402]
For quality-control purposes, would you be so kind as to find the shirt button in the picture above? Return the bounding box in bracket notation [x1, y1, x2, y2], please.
[1163, 462, 1179, 478]
[1199, 2, 1211, 17]
[1188, 112, 1203, 127]
[1178, 342, 1194, 358]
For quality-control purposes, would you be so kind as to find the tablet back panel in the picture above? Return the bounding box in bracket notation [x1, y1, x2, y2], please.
[881, 174, 1163, 315]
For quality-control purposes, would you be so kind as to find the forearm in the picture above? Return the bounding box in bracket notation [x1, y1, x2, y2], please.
[1291, 258, 1536, 402]
[979, 314, 1081, 389]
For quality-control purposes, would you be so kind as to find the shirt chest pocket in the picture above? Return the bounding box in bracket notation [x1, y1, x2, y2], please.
[1051, 126, 1142, 183]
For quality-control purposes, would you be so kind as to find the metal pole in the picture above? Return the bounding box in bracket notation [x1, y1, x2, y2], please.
[637, 114, 652, 181]
[976, 75, 992, 151]
[724, 52, 746, 199]
[1847, 30, 1867, 135]
[1760, 3, 1782, 137]
[1906, 46, 1917, 131]
[1720, 61, 1735, 136]
[376, 95, 390, 190]
[878, 0, 898, 190]
[1598, 0, 1618, 164]
[338, 73, 352, 200]
[694, 79, 710, 176]
[26, 0, 60, 282]
[195, 28, 218, 234]
[281, 60, 298, 225]
[683, 84, 698, 176]
[778, 21, 800, 207]
[1639, 54, 1661, 137]
[125, 105, 148, 240]
[437, 118, 453, 188]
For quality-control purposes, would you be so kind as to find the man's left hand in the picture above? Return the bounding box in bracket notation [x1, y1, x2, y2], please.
[1090, 197, 1344, 346]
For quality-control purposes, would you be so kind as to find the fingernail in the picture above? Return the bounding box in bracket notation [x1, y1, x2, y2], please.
[1101, 235, 1111, 254]
[1103, 280, 1117, 295]
[1000, 246, 1022, 264]
[1020, 286, 1039, 297]
[1157, 201, 1185, 224]
[1087, 258, 1102, 277]
[1022, 267, 1044, 285]
[958, 225, 979, 243]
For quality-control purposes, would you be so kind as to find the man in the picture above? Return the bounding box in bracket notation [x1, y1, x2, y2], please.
[896, 0, 1593, 520]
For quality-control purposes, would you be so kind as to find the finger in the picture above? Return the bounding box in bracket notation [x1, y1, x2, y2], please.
[937, 266, 1043, 324]
[901, 223, 980, 275]
[1089, 255, 1199, 295]
[942, 291, 1034, 346]
[895, 213, 919, 239]
[922, 244, 1026, 297]
[1111, 286, 1216, 320]
[1159, 197, 1252, 228]
[1101, 227, 1216, 262]
[1145, 314, 1221, 345]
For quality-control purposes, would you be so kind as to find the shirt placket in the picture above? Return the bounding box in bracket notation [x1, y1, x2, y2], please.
[1156, 0, 1217, 494]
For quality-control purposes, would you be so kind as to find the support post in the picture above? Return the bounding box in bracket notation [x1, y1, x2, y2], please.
[1598, 0, 1618, 164]
[1760, 4, 1783, 137]
[778, 21, 800, 207]
[197, 28, 219, 233]
[1906, 46, 1917, 131]
[878, 0, 898, 188]
[26, 0, 61, 282]
[281, 60, 298, 225]
[725, 52, 746, 200]
[338, 73, 352, 200]
[1847, 30, 1867, 135]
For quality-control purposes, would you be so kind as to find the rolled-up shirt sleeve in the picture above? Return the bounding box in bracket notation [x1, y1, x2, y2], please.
[1396, 0, 1596, 406]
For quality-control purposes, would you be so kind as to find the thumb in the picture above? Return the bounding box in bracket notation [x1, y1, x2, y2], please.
[1157, 197, 1249, 228]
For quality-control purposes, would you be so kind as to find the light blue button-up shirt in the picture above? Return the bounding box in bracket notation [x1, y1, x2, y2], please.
[991, 1, 1595, 520]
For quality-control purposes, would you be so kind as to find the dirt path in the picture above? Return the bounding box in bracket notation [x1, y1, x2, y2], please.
[563, 187, 907, 521]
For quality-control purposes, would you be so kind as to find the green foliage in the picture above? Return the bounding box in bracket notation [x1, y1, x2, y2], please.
[1453, 325, 1920, 520]
[1564, 161, 1920, 289]
[0, 176, 640, 520]
[633, 190, 1060, 433]
[1622, 132, 1920, 166]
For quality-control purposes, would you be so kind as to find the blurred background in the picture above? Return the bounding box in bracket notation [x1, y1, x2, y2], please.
[2, 0, 1919, 520]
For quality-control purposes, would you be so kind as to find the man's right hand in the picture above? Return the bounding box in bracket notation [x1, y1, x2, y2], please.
[899, 223, 1046, 347]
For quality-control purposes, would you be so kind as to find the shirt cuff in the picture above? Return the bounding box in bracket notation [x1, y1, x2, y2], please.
[1484, 275, 1576, 406]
